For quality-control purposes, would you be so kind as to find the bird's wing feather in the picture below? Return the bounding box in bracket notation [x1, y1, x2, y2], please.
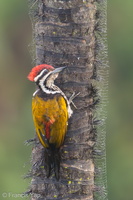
[32, 94, 68, 148]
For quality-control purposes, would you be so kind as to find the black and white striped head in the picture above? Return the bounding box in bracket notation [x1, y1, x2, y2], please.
[27, 64, 65, 93]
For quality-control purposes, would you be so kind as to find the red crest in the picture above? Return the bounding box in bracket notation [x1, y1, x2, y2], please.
[27, 64, 54, 81]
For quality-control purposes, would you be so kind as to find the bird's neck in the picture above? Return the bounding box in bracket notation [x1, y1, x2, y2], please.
[39, 81, 61, 95]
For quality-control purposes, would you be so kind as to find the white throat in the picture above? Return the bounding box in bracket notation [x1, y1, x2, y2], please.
[38, 71, 60, 94]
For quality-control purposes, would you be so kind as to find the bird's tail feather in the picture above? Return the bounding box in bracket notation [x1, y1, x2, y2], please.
[45, 148, 60, 180]
[54, 149, 60, 180]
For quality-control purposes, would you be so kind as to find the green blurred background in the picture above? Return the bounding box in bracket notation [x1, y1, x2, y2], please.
[0, 0, 133, 200]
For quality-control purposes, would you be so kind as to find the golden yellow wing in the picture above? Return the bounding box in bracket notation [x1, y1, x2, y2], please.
[32, 94, 68, 148]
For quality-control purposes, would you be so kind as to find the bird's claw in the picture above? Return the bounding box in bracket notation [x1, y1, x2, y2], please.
[69, 92, 80, 109]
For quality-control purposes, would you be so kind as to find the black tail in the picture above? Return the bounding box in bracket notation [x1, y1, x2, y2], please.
[45, 148, 60, 180]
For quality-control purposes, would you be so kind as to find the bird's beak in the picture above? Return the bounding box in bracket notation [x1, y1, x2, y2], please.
[51, 66, 66, 74]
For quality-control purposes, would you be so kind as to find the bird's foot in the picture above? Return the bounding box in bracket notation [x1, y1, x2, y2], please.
[69, 92, 80, 109]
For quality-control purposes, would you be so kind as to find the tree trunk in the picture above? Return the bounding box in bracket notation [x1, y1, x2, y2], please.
[28, 0, 108, 200]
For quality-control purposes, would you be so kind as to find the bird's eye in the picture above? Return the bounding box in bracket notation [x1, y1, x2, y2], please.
[34, 69, 48, 82]
[38, 69, 48, 76]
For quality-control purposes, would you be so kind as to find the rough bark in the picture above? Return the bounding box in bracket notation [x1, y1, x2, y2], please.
[27, 0, 108, 199]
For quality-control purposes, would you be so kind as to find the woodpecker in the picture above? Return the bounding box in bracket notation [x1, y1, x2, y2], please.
[27, 64, 73, 180]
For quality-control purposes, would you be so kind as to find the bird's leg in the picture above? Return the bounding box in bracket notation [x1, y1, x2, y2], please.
[69, 92, 80, 109]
